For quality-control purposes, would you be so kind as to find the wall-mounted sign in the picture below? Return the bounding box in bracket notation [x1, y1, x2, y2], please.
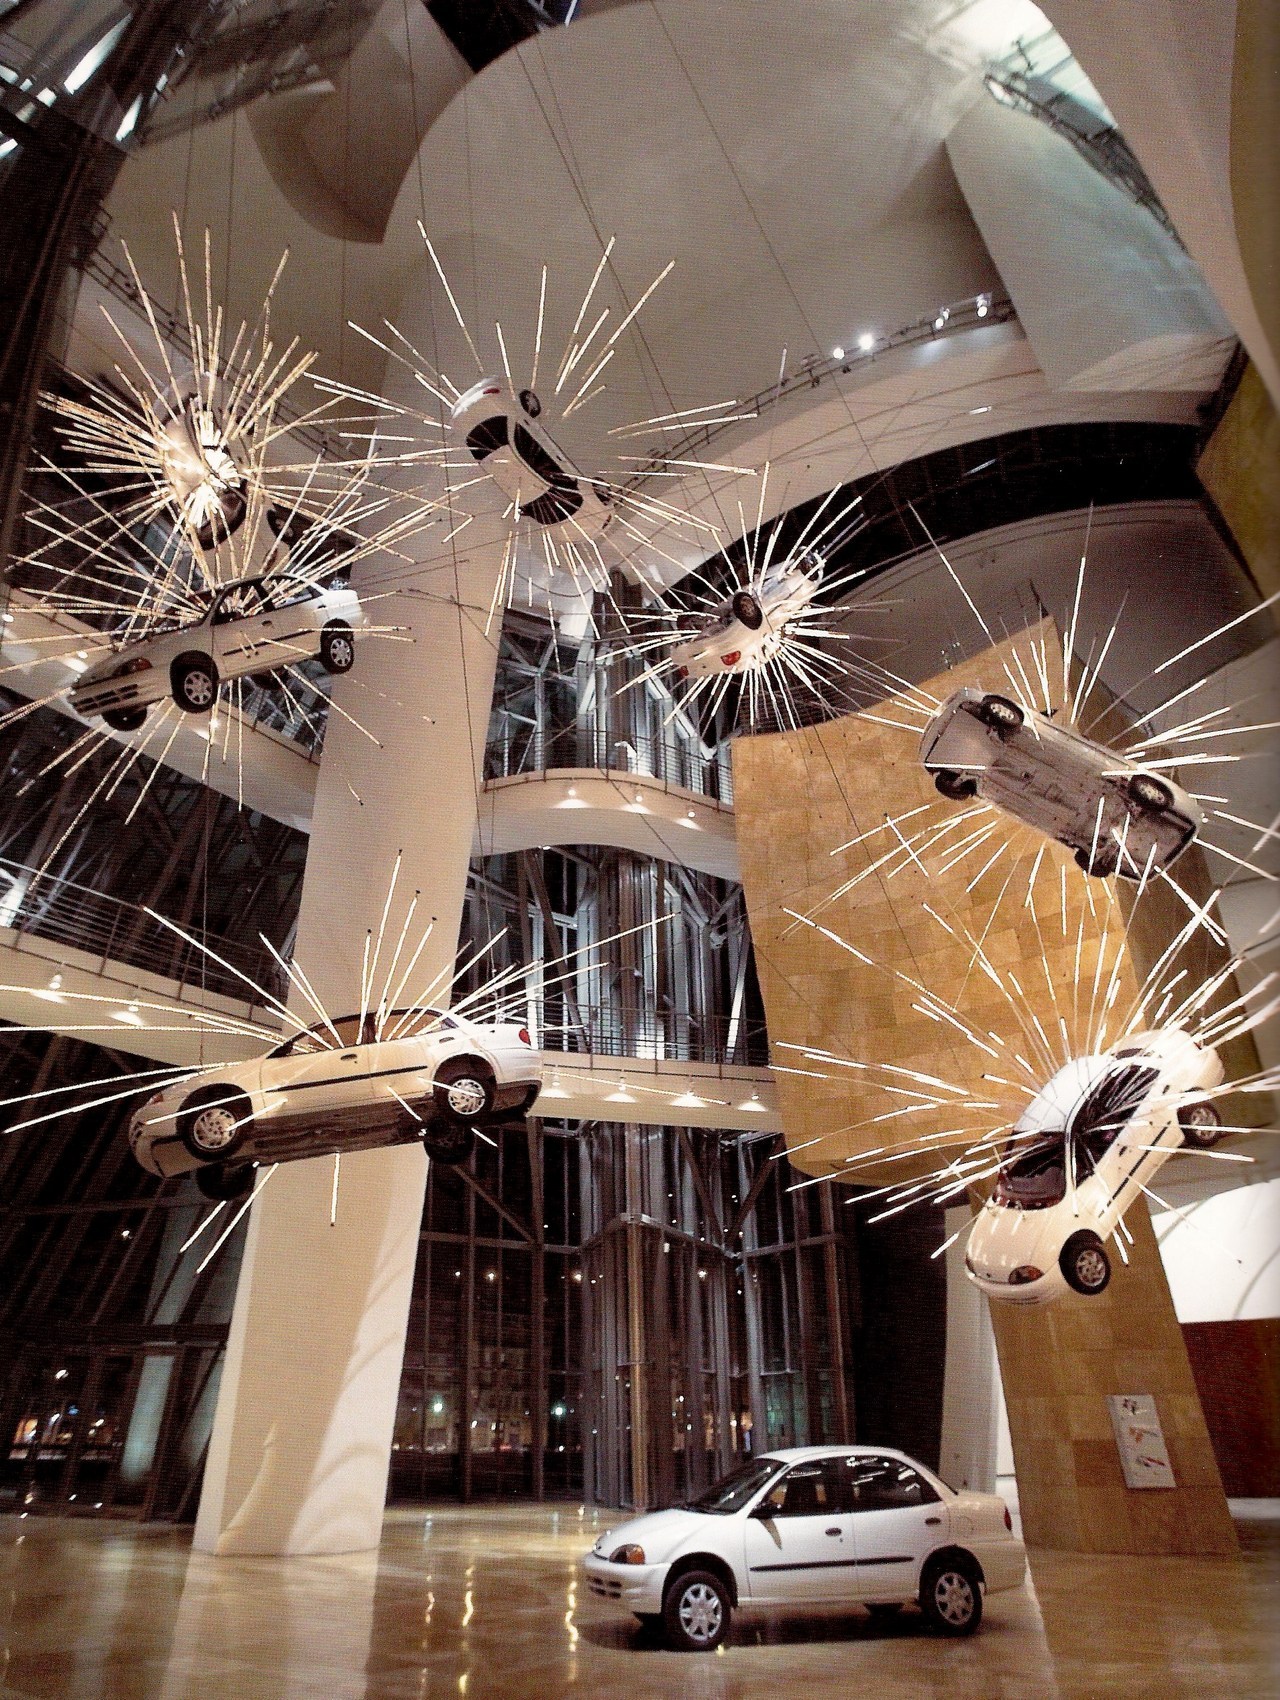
[1107, 1394, 1176, 1489]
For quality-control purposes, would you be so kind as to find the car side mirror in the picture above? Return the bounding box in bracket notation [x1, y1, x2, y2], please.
[748, 1501, 774, 1519]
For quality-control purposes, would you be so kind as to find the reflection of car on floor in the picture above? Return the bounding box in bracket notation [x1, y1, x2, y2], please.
[450, 377, 615, 540]
[965, 1027, 1225, 1307]
[671, 552, 822, 681]
[920, 687, 1201, 877]
[70, 574, 364, 730]
[583, 1444, 1024, 1651]
[130, 1007, 543, 1197]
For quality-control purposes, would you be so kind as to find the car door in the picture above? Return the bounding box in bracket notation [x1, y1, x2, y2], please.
[848, 1456, 947, 1598]
[363, 1007, 455, 1114]
[264, 1015, 371, 1125]
[741, 1458, 857, 1603]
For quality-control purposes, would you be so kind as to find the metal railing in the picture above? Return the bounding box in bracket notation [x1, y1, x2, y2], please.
[0, 855, 285, 1010]
[535, 1004, 768, 1069]
[484, 723, 733, 806]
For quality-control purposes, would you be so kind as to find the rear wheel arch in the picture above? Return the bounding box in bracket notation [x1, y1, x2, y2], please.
[664, 1551, 738, 1608]
[923, 1543, 985, 1591]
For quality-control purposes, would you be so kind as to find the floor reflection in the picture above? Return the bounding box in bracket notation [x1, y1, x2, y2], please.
[0, 1502, 1274, 1699]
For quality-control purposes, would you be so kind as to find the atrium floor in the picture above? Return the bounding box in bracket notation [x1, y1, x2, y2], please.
[1, 1500, 1275, 1699]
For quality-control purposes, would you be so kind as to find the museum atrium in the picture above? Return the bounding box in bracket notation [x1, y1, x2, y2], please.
[0, 0, 1275, 1694]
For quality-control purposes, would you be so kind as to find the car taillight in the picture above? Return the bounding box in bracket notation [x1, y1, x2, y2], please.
[518, 1027, 531, 1046]
[720, 650, 741, 666]
[1002, 1503, 1012, 1531]
[674, 665, 688, 682]
[1009, 1265, 1043, 1285]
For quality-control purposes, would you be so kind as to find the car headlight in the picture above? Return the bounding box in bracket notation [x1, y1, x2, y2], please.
[609, 1544, 645, 1564]
[1008, 1265, 1044, 1285]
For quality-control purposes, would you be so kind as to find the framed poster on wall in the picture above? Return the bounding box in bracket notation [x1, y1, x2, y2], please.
[1108, 1394, 1176, 1488]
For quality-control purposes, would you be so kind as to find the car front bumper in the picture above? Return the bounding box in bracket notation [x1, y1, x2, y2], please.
[582, 1554, 666, 1614]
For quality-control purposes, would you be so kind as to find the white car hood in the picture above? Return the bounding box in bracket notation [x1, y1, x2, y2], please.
[591, 1507, 712, 1563]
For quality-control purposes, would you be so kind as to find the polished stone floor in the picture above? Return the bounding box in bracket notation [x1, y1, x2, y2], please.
[0, 1501, 1276, 1700]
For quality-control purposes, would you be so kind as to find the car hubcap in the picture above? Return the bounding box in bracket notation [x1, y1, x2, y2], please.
[678, 1584, 721, 1643]
[446, 1077, 487, 1117]
[191, 1105, 237, 1150]
[936, 1573, 973, 1625]
[185, 672, 214, 707]
[1077, 1248, 1108, 1287]
[330, 638, 353, 667]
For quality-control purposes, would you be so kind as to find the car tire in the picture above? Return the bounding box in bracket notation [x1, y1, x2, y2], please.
[178, 1087, 253, 1163]
[195, 1161, 255, 1202]
[1060, 1230, 1111, 1295]
[730, 590, 764, 631]
[1073, 844, 1119, 879]
[920, 1557, 983, 1637]
[102, 707, 148, 733]
[321, 622, 355, 674]
[518, 388, 542, 418]
[977, 694, 1024, 735]
[934, 768, 979, 801]
[171, 655, 218, 714]
[1179, 1100, 1224, 1148]
[662, 1568, 731, 1652]
[1127, 773, 1172, 813]
[421, 1119, 476, 1166]
[432, 1057, 496, 1125]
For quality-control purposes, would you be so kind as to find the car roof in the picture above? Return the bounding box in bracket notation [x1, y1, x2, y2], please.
[759, 1444, 921, 1464]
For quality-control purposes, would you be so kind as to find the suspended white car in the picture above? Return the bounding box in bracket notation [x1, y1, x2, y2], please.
[70, 574, 364, 730]
[670, 552, 822, 681]
[584, 1445, 1024, 1651]
[965, 1027, 1225, 1306]
[450, 377, 616, 540]
[156, 381, 250, 552]
[920, 688, 1201, 878]
[129, 1006, 543, 1196]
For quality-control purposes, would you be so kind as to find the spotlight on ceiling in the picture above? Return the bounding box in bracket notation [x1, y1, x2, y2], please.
[858, 333, 875, 352]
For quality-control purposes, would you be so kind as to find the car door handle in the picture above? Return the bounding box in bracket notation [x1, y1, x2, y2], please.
[825, 1527, 841, 1537]
[340, 1051, 359, 1060]
[925, 1516, 942, 1526]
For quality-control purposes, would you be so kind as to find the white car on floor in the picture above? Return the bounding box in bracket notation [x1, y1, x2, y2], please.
[671, 552, 823, 681]
[920, 688, 1201, 878]
[965, 1026, 1225, 1306]
[450, 377, 615, 540]
[584, 1445, 1024, 1651]
[70, 574, 364, 730]
[129, 1006, 542, 1197]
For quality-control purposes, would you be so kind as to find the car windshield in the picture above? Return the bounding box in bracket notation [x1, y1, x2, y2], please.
[684, 1456, 785, 1514]
[994, 1130, 1067, 1207]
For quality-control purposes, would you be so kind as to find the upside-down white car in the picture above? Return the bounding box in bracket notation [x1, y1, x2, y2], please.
[920, 688, 1202, 878]
[156, 382, 249, 552]
[671, 552, 823, 681]
[584, 1445, 1024, 1651]
[965, 1027, 1225, 1306]
[451, 377, 615, 540]
[129, 1006, 542, 1197]
[70, 574, 364, 730]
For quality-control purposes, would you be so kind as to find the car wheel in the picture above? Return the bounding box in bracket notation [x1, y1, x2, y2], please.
[195, 1161, 255, 1202]
[421, 1120, 476, 1166]
[1073, 844, 1119, 879]
[934, 768, 979, 801]
[321, 622, 355, 674]
[920, 1557, 983, 1636]
[977, 694, 1024, 734]
[178, 1088, 252, 1162]
[172, 656, 218, 714]
[1127, 773, 1172, 813]
[102, 707, 148, 733]
[730, 590, 764, 630]
[1179, 1100, 1224, 1148]
[432, 1058, 496, 1125]
[662, 1569, 731, 1652]
[1060, 1230, 1111, 1295]
[518, 388, 542, 418]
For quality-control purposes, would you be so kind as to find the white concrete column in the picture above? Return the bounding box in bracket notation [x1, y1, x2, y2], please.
[938, 1204, 1000, 1495]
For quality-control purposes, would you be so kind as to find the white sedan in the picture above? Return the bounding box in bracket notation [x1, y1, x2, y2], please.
[671, 553, 822, 681]
[450, 377, 615, 540]
[920, 687, 1201, 878]
[965, 1026, 1225, 1306]
[583, 1445, 1024, 1651]
[70, 574, 365, 730]
[129, 1006, 542, 1196]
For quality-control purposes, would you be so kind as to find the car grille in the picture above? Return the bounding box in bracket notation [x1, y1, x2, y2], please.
[588, 1577, 623, 1600]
